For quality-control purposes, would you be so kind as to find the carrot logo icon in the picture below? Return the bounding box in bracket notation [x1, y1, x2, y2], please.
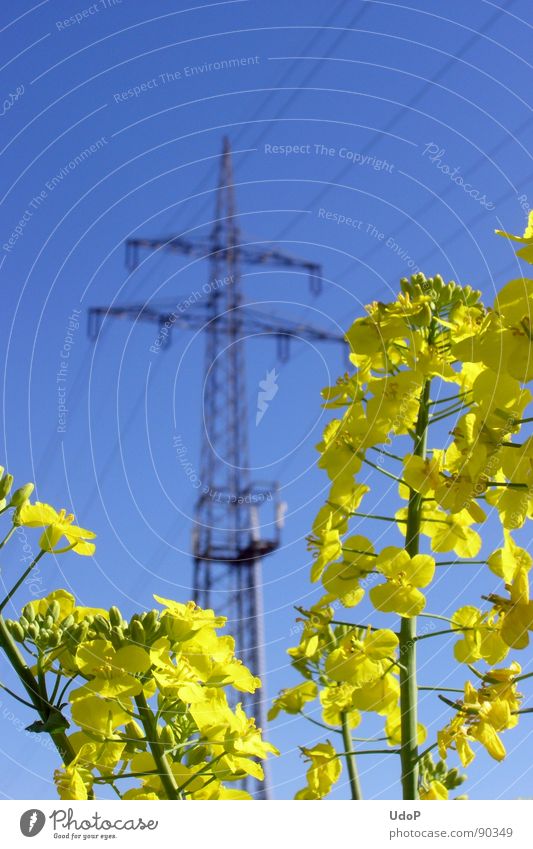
[256, 368, 279, 425]
[20, 809, 46, 837]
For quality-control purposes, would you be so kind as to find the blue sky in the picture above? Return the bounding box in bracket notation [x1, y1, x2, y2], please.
[1, 0, 533, 801]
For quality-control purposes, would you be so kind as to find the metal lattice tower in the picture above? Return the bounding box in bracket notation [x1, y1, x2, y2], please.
[89, 137, 342, 798]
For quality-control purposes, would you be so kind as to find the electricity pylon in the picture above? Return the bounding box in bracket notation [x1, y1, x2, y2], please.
[89, 137, 342, 797]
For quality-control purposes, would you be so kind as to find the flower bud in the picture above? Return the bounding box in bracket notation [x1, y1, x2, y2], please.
[93, 614, 111, 635]
[22, 604, 36, 623]
[109, 606, 123, 627]
[76, 621, 90, 643]
[9, 483, 34, 508]
[187, 744, 209, 765]
[7, 621, 26, 642]
[0, 473, 14, 500]
[50, 600, 62, 619]
[48, 630, 61, 648]
[110, 625, 125, 649]
[124, 720, 144, 741]
[158, 725, 175, 749]
[130, 620, 146, 645]
[143, 610, 159, 636]
[27, 622, 39, 640]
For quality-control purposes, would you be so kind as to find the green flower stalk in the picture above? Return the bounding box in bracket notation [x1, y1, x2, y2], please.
[398, 373, 431, 799]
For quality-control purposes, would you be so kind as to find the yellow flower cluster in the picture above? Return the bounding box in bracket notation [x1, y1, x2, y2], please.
[0, 478, 278, 801]
[9, 590, 277, 800]
[437, 665, 522, 766]
[271, 218, 533, 800]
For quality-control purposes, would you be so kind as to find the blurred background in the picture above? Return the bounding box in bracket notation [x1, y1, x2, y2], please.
[1, 0, 533, 800]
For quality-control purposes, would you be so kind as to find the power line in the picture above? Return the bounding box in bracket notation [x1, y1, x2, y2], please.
[117, 0, 357, 302]
[270, 4, 507, 243]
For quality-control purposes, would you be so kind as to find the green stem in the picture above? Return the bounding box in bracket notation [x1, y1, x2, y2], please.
[55, 674, 79, 708]
[0, 525, 17, 550]
[369, 446, 404, 462]
[351, 513, 448, 525]
[93, 770, 159, 783]
[349, 512, 406, 523]
[335, 749, 399, 756]
[399, 371, 432, 801]
[488, 482, 528, 488]
[437, 694, 464, 711]
[175, 754, 225, 796]
[428, 391, 469, 407]
[416, 742, 438, 761]
[352, 736, 389, 743]
[0, 550, 46, 612]
[436, 560, 488, 566]
[398, 616, 418, 799]
[0, 613, 76, 767]
[419, 686, 463, 693]
[429, 404, 466, 423]
[514, 671, 533, 683]
[414, 628, 478, 642]
[359, 455, 408, 486]
[134, 691, 180, 800]
[387, 656, 407, 672]
[300, 711, 343, 734]
[419, 612, 455, 625]
[0, 679, 38, 709]
[49, 671, 63, 705]
[341, 547, 378, 557]
[341, 713, 362, 800]
[329, 619, 380, 631]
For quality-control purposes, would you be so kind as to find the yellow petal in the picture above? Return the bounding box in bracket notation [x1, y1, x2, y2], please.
[364, 628, 399, 659]
[404, 554, 435, 588]
[370, 582, 426, 617]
